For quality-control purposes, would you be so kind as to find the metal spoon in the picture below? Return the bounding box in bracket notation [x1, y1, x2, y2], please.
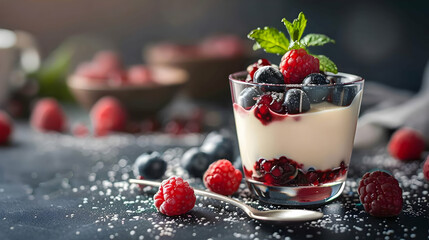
[129, 178, 323, 222]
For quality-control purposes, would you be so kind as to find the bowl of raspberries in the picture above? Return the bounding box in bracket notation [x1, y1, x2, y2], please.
[144, 35, 254, 104]
[67, 51, 188, 118]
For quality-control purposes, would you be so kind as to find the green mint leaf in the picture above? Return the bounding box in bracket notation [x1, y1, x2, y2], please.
[248, 27, 289, 55]
[301, 34, 335, 47]
[288, 40, 305, 50]
[282, 12, 307, 42]
[313, 54, 338, 73]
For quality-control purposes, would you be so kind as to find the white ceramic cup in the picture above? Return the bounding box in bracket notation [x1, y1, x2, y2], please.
[0, 29, 41, 107]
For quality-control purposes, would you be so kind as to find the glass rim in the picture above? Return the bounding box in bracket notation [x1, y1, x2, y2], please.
[229, 71, 364, 88]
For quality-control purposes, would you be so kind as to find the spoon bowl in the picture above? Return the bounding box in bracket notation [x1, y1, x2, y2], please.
[129, 178, 323, 222]
[248, 209, 323, 222]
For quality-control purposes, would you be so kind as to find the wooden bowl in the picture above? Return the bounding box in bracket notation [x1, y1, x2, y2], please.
[67, 66, 188, 118]
[145, 48, 255, 105]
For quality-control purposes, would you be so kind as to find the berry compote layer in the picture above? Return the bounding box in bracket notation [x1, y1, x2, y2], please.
[233, 90, 362, 187]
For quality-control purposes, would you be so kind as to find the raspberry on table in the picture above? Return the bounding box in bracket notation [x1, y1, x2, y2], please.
[279, 48, 319, 84]
[154, 176, 196, 216]
[30, 98, 66, 132]
[388, 127, 426, 161]
[0, 111, 13, 145]
[90, 96, 127, 137]
[203, 159, 243, 195]
[358, 171, 403, 217]
[423, 156, 429, 181]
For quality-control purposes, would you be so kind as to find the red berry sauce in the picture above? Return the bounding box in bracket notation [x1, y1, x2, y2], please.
[234, 90, 305, 125]
[247, 58, 271, 80]
[244, 156, 347, 186]
[254, 94, 287, 125]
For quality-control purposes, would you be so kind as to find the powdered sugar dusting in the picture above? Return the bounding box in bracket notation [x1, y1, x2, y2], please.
[1, 124, 428, 239]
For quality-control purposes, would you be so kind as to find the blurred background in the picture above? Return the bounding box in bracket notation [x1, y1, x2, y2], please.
[2, 0, 428, 90]
[0, 0, 428, 136]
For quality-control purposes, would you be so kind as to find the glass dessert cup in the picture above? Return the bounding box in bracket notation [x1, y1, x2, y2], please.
[230, 71, 364, 205]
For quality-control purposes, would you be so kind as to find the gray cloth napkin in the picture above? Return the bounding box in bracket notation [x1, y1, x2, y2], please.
[354, 60, 429, 148]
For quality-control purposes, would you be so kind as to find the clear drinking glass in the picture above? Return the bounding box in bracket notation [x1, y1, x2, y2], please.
[229, 71, 364, 205]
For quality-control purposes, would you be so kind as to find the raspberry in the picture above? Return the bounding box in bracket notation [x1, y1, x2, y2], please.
[75, 51, 123, 85]
[388, 128, 425, 161]
[75, 62, 107, 81]
[247, 58, 271, 80]
[90, 97, 127, 137]
[0, 111, 13, 144]
[30, 98, 66, 132]
[93, 51, 122, 73]
[107, 70, 128, 86]
[154, 176, 196, 216]
[127, 65, 152, 85]
[203, 159, 242, 195]
[423, 156, 429, 181]
[279, 48, 319, 84]
[358, 171, 403, 217]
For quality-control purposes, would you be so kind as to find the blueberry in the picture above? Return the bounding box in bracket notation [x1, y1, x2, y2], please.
[181, 147, 211, 178]
[253, 66, 284, 92]
[302, 73, 331, 103]
[282, 89, 311, 114]
[133, 151, 167, 179]
[201, 132, 234, 162]
[302, 73, 329, 85]
[238, 87, 262, 109]
[332, 86, 357, 106]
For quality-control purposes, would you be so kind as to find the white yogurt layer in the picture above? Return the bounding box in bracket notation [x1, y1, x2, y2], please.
[234, 91, 362, 171]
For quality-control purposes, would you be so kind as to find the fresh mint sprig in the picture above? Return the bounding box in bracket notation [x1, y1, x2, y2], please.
[313, 55, 337, 73]
[282, 12, 307, 43]
[248, 27, 289, 55]
[301, 34, 335, 47]
[247, 12, 338, 74]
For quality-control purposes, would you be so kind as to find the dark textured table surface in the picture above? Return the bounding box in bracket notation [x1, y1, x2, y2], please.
[0, 120, 428, 240]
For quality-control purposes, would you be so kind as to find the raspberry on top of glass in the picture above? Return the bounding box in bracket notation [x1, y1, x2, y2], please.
[231, 12, 364, 188]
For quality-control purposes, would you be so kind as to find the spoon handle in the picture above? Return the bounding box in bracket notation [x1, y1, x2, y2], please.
[129, 178, 254, 215]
